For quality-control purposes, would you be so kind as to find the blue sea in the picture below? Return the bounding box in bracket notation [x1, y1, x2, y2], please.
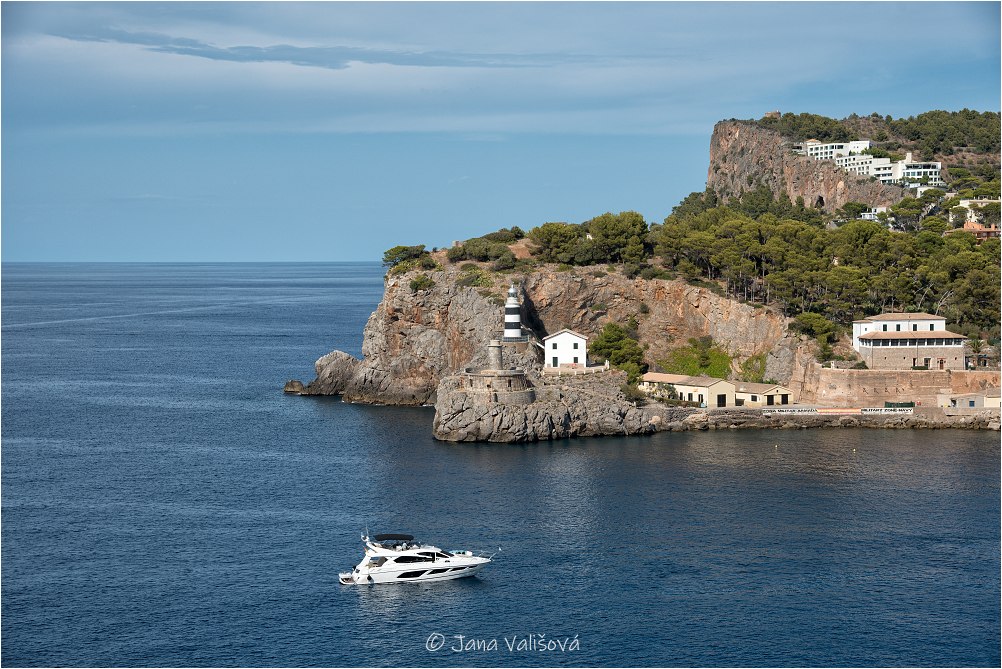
[2, 262, 999, 667]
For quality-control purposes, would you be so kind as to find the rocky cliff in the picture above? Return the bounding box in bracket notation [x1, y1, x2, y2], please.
[707, 120, 907, 211]
[301, 263, 793, 406]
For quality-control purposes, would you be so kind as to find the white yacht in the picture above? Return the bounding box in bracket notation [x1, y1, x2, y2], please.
[339, 533, 493, 585]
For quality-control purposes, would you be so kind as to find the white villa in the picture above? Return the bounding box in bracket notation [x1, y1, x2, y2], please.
[541, 329, 588, 370]
[639, 373, 736, 408]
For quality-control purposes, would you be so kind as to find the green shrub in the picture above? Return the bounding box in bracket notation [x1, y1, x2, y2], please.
[409, 274, 435, 292]
[791, 312, 838, 344]
[383, 244, 428, 268]
[620, 383, 648, 404]
[457, 268, 493, 288]
[590, 323, 647, 383]
[739, 353, 767, 383]
[657, 337, 732, 379]
[388, 256, 440, 276]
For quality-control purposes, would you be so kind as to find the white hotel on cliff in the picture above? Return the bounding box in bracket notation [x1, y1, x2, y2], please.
[793, 140, 945, 187]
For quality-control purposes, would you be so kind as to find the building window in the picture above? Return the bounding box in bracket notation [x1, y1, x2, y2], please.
[751, 395, 758, 402]
[882, 324, 888, 331]
[912, 324, 918, 331]
[929, 324, 934, 331]
[573, 342, 578, 349]
[896, 324, 901, 331]
[969, 400, 975, 408]
[552, 343, 557, 349]
[573, 357, 578, 364]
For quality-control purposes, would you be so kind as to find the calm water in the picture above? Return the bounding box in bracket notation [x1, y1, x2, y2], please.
[2, 262, 999, 667]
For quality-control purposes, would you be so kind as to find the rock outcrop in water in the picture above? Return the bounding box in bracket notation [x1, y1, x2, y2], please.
[432, 369, 660, 442]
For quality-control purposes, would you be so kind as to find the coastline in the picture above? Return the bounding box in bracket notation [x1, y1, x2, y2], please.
[648, 406, 999, 433]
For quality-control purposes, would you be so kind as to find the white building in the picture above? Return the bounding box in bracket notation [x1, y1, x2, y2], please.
[733, 382, 793, 407]
[803, 141, 945, 187]
[852, 312, 967, 371]
[952, 197, 1002, 224]
[899, 154, 946, 187]
[938, 388, 1001, 409]
[795, 139, 871, 160]
[541, 329, 588, 369]
[860, 206, 889, 221]
[852, 312, 949, 350]
[639, 372, 736, 408]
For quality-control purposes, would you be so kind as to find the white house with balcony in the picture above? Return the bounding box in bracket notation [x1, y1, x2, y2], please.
[541, 329, 588, 370]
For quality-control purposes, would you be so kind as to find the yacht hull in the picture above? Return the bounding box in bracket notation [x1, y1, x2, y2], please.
[339, 560, 489, 585]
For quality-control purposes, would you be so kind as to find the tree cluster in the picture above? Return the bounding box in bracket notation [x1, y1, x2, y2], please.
[447, 234, 517, 270]
[648, 202, 1000, 334]
[588, 322, 647, 383]
[382, 244, 439, 276]
[526, 211, 648, 266]
[754, 112, 857, 142]
[885, 109, 1000, 156]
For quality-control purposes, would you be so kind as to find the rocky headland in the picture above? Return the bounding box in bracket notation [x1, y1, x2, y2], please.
[298, 261, 794, 401]
[288, 114, 1001, 442]
[290, 261, 999, 441]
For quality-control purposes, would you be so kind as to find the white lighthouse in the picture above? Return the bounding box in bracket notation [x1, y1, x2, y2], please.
[503, 283, 527, 342]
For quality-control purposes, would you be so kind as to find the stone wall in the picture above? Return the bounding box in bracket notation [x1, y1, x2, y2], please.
[860, 343, 965, 371]
[795, 366, 1000, 407]
[707, 120, 907, 211]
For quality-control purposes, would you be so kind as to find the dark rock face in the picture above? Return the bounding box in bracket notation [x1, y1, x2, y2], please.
[302, 350, 360, 396]
[432, 370, 662, 442]
[283, 379, 305, 394]
[706, 121, 907, 211]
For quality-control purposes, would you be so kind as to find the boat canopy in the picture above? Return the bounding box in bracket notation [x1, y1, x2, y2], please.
[374, 533, 414, 541]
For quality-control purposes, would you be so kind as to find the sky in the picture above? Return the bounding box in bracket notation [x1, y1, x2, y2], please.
[2, 2, 1000, 262]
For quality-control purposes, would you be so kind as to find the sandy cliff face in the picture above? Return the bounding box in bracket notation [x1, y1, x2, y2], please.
[707, 121, 907, 211]
[303, 264, 793, 405]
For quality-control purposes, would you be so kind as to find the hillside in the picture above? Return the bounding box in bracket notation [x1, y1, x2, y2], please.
[754, 110, 1001, 193]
